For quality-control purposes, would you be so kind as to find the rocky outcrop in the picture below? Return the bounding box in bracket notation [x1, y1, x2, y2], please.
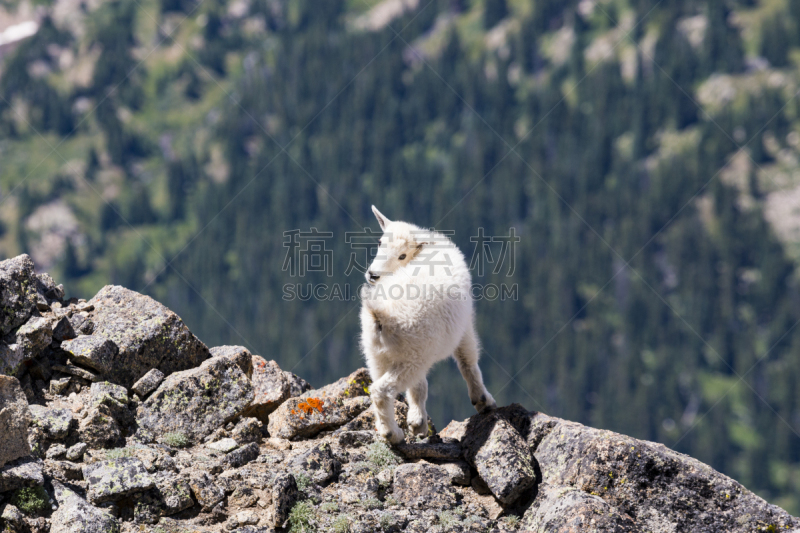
[0, 255, 797, 533]
[0, 255, 45, 337]
[84, 285, 211, 388]
[135, 354, 254, 444]
[0, 376, 31, 467]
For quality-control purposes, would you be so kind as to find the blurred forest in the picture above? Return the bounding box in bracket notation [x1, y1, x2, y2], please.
[2, 0, 800, 512]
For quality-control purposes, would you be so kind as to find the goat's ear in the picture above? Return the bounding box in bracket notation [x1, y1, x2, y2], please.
[372, 205, 391, 231]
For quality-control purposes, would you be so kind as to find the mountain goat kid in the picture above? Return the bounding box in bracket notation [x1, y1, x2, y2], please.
[360, 206, 496, 443]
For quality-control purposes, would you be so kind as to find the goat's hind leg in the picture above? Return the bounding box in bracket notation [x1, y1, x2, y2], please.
[454, 326, 497, 413]
[370, 371, 405, 444]
[407, 378, 429, 437]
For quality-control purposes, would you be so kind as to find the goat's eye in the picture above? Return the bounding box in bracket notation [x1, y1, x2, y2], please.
[398, 254, 406, 260]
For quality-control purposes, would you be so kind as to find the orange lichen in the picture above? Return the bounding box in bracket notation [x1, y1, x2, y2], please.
[295, 397, 325, 416]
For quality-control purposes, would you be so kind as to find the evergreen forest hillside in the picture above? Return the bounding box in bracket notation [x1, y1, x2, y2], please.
[2, 0, 800, 513]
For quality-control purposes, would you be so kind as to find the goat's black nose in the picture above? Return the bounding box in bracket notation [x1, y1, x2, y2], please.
[368, 271, 380, 282]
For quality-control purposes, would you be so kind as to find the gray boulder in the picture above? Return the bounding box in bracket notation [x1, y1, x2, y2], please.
[0, 255, 40, 337]
[85, 285, 210, 387]
[242, 356, 291, 422]
[266, 473, 298, 527]
[28, 404, 75, 440]
[78, 403, 122, 448]
[0, 376, 31, 467]
[267, 396, 371, 439]
[530, 412, 800, 533]
[135, 355, 254, 444]
[130, 368, 164, 398]
[188, 472, 225, 511]
[209, 345, 253, 378]
[14, 316, 53, 358]
[289, 442, 341, 485]
[0, 457, 44, 493]
[299, 367, 371, 402]
[0, 343, 24, 377]
[82, 457, 155, 504]
[51, 479, 120, 533]
[60, 336, 118, 375]
[461, 413, 537, 505]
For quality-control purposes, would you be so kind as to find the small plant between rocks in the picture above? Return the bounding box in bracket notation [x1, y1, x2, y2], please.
[330, 514, 353, 533]
[288, 500, 316, 533]
[10, 486, 49, 515]
[161, 431, 189, 447]
[365, 441, 402, 472]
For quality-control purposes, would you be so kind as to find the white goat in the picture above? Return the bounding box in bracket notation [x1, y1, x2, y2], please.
[359, 206, 496, 443]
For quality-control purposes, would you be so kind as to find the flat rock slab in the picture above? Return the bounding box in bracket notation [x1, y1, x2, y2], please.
[51, 479, 120, 533]
[395, 439, 462, 461]
[86, 285, 210, 388]
[130, 368, 164, 398]
[300, 367, 371, 401]
[52, 363, 101, 382]
[243, 356, 292, 422]
[82, 457, 155, 504]
[0, 457, 44, 492]
[462, 410, 537, 505]
[0, 376, 31, 466]
[533, 415, 800, 532]
[268, 396, 371, 439]
[61, 335, 118, 375]
[207, 438, 239, 453]
[29, 404, 75, 440]
[523, 483, 641, 532]
[393, 462, 458, 509]
[0, 254, 40, 336]
[136, 355, 254, 444]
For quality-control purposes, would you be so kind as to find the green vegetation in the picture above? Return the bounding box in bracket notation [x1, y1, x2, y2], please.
[360, 497, 383, 510]
[10, 486, 49, 515]
[330, 514, 352, 533]
[365, 441, 403, 472]
[161, 432, 189, 448]
[319, 502, 339, 513]
[502, 514, 521, 528]
[2, 0, 800, 513]
[294, 471, 312, 492]
[378, 512, 395, 530]
[106, 446, 135, 459]
[288, 501, 316, 533]
[438, 510, 459, 530]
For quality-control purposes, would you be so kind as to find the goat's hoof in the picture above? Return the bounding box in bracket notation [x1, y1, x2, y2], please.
[472, 392, 497, 414]
[408, 419, 428, 437]
[380, 426, 405, 444]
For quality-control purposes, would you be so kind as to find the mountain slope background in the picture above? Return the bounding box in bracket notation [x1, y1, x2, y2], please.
[2, 0, 800, 513]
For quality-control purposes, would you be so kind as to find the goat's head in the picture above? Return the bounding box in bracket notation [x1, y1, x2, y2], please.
[366, 206, 428, 284]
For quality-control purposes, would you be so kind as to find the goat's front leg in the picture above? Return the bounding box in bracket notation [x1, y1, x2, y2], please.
[406, 378, 429, 437]
[370, 372, 405, 444]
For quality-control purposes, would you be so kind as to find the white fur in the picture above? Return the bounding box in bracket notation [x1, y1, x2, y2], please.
[360, 206, 497, 443]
